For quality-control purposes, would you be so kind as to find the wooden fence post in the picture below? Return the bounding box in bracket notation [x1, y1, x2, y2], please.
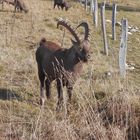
[100, 2, 108, 55]
[112, 3, 117, 40]
[90, 0, 94, 14]
[85, 0, 88, 11]
[61, 29, 66, 48]
[93, 0, 98, 27]
[119, 18, 128, 78]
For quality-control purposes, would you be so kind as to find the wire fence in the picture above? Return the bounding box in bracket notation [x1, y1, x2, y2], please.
[81, 0, 129, 78]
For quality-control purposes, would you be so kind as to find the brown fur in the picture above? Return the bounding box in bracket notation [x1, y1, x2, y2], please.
[40, 38, 61, 52]
[0, 0, 28, 13]
[0, 0, 14, 9]
[36, 20, 90, 109]
[54, 0, 70, 11]
[14, 0, 28, 13]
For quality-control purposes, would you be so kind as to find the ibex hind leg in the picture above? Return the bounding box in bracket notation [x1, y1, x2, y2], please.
[66, 81, 73, 102]
[61, 5, 65, 10]
[45, 79, 51, 99]
[65, 81, 73, 113]
[38, 71, 46, 106]
[19, 7, 23, 13]
[56, 78, 63, 111]
[17, 7, 22, 12]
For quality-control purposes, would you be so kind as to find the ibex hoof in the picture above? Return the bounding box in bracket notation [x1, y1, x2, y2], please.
[40, 98, 45, 106]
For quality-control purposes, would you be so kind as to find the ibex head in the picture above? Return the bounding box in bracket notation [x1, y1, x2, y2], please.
[57, 19, 90, 62]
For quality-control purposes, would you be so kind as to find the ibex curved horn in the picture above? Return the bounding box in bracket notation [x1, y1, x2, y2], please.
[57, 19, 81, 43]
[76, 22, 90, 41]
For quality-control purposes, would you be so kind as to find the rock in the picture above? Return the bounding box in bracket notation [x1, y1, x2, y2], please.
[128, 26, 139, 33]
[116, 22, 139, 33]
[135, 26, 139, 30]
[128, 26, 132, 29]
[104, 71, 112, 78]
[106, 19, 112, 23]
[128, 32, 132, 35]
[129, 28, 138, 32]
[116, 22, 121, 27]
[125, 63, 135, 70]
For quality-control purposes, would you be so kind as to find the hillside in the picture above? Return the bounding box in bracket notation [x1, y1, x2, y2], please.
[0, 0, 140, 139]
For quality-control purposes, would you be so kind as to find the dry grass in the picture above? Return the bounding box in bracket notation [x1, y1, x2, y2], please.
[0, 0, 140, 139]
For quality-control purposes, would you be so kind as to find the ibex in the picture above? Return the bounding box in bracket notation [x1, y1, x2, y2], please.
[54, 0, 70, 11]
[0, 0, 14, 9]
[14, 0, 28, 13]
[36, 19, 90, 108]
[0, 0, 28, 13]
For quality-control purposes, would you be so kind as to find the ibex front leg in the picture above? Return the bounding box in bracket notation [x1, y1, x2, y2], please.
[56, 78, 63, 111]
[66, 81, 73, 102]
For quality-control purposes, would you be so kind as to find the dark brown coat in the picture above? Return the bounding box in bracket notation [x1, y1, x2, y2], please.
[14, 0, 28, 13]
[54, 0, 70, 11]
[0, 0, 28, 13]
[36, 19, 90, 108]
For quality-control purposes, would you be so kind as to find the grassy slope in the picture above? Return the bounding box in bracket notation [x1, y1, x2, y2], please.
[0, 0, 140, 139]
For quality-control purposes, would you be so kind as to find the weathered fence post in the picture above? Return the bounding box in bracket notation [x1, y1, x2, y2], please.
[112, 3, 117, 40]
[93, 0, 98, 27]
[100, 2, 108, 55]
[61, 29, 66, 48]
[119, 18, 128, 78]
[85, 0, 88, 11]
[79, 0, 82, 4]
[90, 0, 94, 14]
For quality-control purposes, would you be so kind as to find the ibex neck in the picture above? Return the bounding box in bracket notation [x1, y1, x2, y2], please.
[65, 47, 81, 71]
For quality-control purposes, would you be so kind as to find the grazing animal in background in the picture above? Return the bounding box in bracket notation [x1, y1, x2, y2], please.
[36, 18, 90, 108]
[0, 0, 28, 13]
[0, 0, 14, 9]
[14, 0, 28, 13]
[54, 0, 70, 11]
